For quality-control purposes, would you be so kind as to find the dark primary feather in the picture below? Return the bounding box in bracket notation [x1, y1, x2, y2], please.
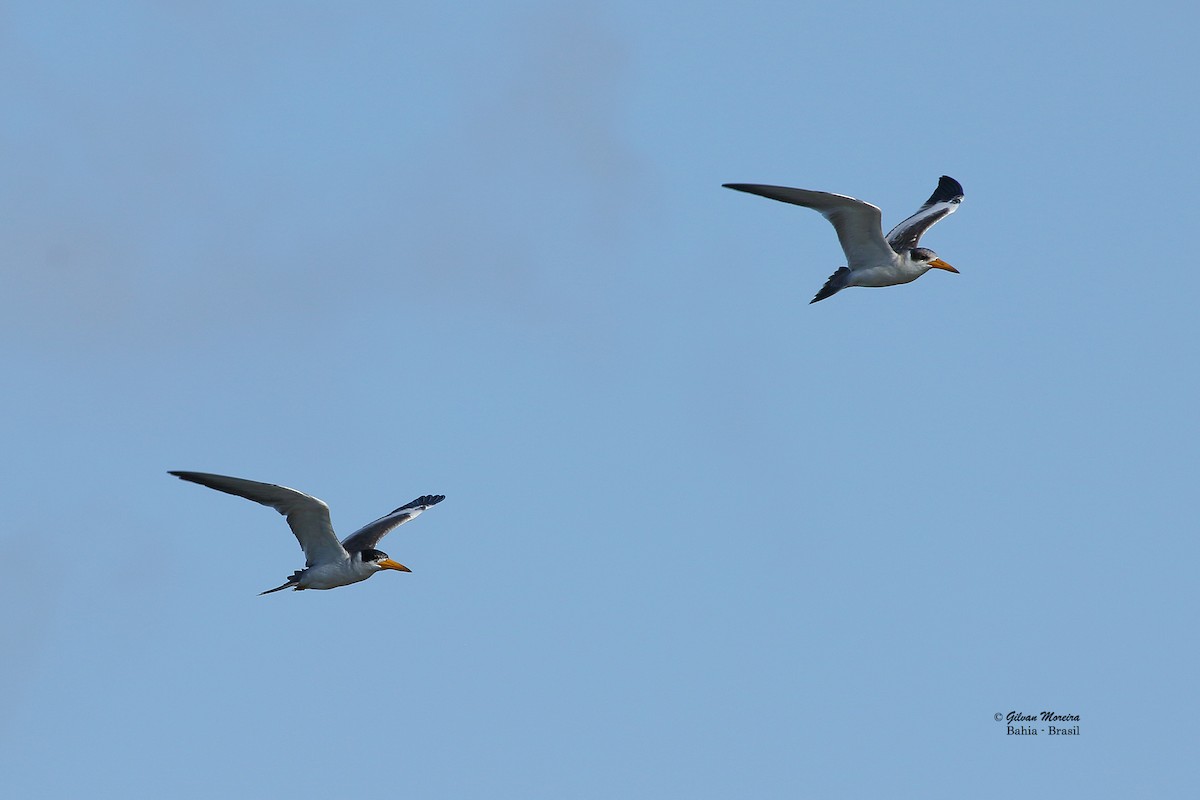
[924, 175, 964, 206]
[393, 495, 446, 513]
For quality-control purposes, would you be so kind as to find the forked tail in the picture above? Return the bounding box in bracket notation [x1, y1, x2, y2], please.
[810, 267, 851, 304]
[260, 570, 304, 595]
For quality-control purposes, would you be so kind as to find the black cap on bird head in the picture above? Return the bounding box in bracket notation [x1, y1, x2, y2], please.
[361, 549, 411, 572]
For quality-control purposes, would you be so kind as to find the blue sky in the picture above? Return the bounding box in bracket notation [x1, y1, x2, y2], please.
[2, 1, 1197, 797]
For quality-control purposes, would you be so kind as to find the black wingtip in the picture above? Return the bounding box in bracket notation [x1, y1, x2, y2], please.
[928, 176, 964, 204]
[393, 494, 446, 513]
[722, 183, 765, 194]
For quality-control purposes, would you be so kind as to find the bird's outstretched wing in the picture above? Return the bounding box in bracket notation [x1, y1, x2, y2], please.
[723, 183, 896, 269]
[340, 495, 445, 553]
[885, 175, 963, 252]
[169, 471, 348, 567]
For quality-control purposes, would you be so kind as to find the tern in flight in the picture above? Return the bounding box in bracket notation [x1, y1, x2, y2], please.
[169, 471, 444, 594]
[723, 175, 964, 303]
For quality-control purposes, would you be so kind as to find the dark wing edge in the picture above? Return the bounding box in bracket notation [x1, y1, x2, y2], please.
[885, 175, 964, 251]
[393, 494, 446, 514]
[340, 494, 445, 552]
[723, 183, 816, 206]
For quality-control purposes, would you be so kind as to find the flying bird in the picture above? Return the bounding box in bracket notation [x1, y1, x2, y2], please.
[723, 175, 964, 303]
[169, 471, 444, 594]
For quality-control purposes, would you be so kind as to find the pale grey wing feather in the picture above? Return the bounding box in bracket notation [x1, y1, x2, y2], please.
[340, 494, 445, 553]
[885, 175, 964, 252]
[723, 184, 896, 268]
[169, 471, 348, 567]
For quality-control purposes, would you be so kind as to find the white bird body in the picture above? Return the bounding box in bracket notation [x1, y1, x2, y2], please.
[169, 471, 444, 594]
[723, 176, 964, 303]
[295, 555, 379, 590]
[840, 253, 931, 288]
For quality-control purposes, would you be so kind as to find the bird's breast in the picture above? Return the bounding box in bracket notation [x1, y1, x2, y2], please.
[847, 262, 925, 288]
[297, 559, 373, 590]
